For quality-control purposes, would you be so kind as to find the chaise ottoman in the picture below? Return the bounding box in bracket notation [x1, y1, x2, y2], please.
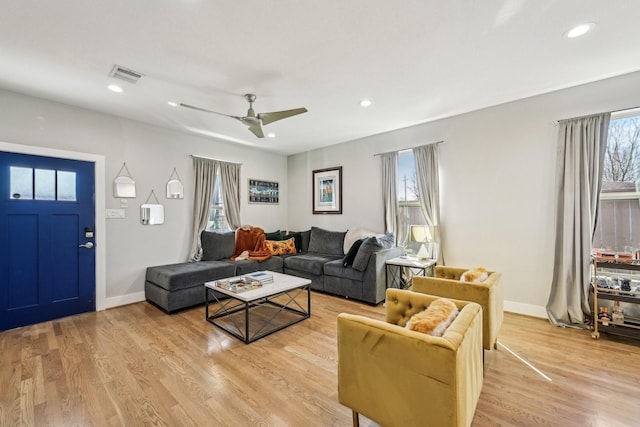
[145, 261, 235, 313]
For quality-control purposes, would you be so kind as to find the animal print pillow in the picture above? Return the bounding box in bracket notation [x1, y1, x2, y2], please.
[405, 298, 459, 337]
[264, 238, 297, 256]
[460, 267, 489, 283]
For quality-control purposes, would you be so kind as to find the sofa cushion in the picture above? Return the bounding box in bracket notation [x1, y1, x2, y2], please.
[223, 257, 284, 275]
[284, 253, 342, 276]
[308, 226, 346, 256]
[146, 261, 235, 291]
[343, 238, 366, 267]
[264, 238, 297, 255]
[324, 259, 365, 281]
[352, 232, 395, 271]
[343, 227, 378, 254]
[201, 230, 235, 261]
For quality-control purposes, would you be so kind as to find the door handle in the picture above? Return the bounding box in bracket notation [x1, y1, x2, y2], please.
[79, 242, 94, 249]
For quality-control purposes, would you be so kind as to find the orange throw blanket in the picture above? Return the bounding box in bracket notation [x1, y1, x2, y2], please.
[231, 226, 272, 262]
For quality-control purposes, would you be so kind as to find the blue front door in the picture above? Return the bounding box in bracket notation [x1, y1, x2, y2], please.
[0, 151, 96, 330]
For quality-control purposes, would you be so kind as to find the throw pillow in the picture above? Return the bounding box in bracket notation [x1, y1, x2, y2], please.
[342, 238, 366, 267]
[343, 227, 378, 254]
[282, 232, 303, 253]
[460, 267, 489, 283]
[264, 238, 297, 256]
[352, 232, 395, 271]
[286, 230, 311, 252]
[405, 298, 459, 337]
[265, 230, 283, 241]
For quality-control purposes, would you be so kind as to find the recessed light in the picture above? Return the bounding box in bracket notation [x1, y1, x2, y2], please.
[107, 84, 123, 93]
[360, 99, 372, 107]
[566, 23, 594, 38]
[266, 132, 276, 138]
[167, 101, 178, 107]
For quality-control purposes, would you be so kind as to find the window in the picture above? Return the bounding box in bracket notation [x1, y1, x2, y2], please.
[397, 150, 427, 251]
[9, 166, 77, 201]
[206, 171, 229, 231]
[398, 150, 418, 203]
[594, 111, 640, 252]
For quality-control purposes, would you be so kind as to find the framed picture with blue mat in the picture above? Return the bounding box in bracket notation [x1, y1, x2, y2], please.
[313, 166, 342, 214]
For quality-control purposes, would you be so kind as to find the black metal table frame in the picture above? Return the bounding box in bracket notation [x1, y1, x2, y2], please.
[205, 284, 311, 344]
[385, 262, 435, 290]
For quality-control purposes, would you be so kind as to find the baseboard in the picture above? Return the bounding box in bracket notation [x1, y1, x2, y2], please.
[101, 292, 549, 319]
[504, 300, 547, 319]
[104, 291, 146, 310]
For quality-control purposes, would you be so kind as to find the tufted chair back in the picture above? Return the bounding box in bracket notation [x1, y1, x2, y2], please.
[412, 266, 503, 350]
[337, 288, 483, 427]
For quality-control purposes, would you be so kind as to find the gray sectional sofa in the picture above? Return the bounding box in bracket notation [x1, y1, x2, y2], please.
[145, 226, 402, 313]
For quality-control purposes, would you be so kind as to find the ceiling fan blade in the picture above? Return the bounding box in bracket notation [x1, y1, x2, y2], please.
[179, 103, 232, 118]
[248, 121, 265, 138]
[258, 107, 308, 126]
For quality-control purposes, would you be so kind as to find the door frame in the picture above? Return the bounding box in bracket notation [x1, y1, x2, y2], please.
[0, 141, 106, 311]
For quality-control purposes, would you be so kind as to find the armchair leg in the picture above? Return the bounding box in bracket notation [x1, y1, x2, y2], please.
[352, 410, 360, 427]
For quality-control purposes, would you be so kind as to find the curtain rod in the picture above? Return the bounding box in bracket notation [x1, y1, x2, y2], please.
[373, 141, 443, 157]
[190, 154, 242, 165]
[556, 106, 640, 123]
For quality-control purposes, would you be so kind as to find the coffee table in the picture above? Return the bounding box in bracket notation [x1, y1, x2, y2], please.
[204, 272, 311, 343]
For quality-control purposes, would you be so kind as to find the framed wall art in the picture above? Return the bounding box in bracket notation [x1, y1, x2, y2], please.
[312, 166, 342, 214]
[248, 179, 279, 204]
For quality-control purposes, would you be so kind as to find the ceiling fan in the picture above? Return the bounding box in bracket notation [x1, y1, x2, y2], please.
[180, 94, 307, 138]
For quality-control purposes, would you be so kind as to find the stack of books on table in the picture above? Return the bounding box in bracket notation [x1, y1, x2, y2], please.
[216, 276, 262, 293]
[244, 271, 274, 284]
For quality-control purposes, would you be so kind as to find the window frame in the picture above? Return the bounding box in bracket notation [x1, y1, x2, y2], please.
[595, 109, 640, 251]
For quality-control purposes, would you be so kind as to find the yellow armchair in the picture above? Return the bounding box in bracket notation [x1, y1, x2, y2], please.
[412, 266, 503, 350]
[338, 288, 483, 427]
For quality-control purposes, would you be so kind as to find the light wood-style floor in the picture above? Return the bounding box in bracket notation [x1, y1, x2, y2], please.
[2, 291, 640, 427]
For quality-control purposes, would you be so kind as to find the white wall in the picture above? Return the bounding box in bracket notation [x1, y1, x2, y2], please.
[4, 70, 640, 315]
[287, 71, 640, 317]
[0, 88, 289, 307]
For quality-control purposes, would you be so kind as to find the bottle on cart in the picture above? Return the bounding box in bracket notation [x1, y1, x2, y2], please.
[611, 301, 624, 323]
[598, 306, 611, 326]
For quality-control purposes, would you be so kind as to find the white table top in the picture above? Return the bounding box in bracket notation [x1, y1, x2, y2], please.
[385, 256, 436, 268]
[205, 271, 311, 302]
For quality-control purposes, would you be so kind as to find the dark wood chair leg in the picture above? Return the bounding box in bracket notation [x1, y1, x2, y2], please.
[352, 410, 360, 427]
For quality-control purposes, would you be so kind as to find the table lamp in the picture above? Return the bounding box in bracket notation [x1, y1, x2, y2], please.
[410, 225, 433, 260]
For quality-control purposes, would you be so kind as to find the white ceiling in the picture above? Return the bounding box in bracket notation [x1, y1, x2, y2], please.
[1, 1, 639, 156]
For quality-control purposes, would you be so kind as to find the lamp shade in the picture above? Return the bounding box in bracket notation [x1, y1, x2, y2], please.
[410, 225, 433, 243]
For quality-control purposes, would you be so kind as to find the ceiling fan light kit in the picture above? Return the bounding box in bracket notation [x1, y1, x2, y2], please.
[180, 93, 307, 139]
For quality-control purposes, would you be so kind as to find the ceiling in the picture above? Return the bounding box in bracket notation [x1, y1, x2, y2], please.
[1, 1, 640, 156]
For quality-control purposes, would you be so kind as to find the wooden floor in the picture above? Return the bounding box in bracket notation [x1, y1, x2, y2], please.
[2, 292, 640, 427]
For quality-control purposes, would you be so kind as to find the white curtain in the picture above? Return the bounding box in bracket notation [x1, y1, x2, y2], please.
[219, 161, 242, 230]
[413, 143, 442, 263]
[188, 157, 217, 261]
[547, 113, 611, 326]
[381, 152, 398, 239]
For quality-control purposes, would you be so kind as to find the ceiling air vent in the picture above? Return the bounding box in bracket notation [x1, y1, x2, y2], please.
[109, 65, 144, 84]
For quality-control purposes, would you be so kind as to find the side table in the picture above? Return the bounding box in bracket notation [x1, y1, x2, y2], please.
[385, 257, 436, 290]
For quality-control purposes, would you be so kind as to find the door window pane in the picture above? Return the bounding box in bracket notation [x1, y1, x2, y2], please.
[57, 171, 77, 201]
[9, 166, 33, 200]
[35, 169, 56, 200]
